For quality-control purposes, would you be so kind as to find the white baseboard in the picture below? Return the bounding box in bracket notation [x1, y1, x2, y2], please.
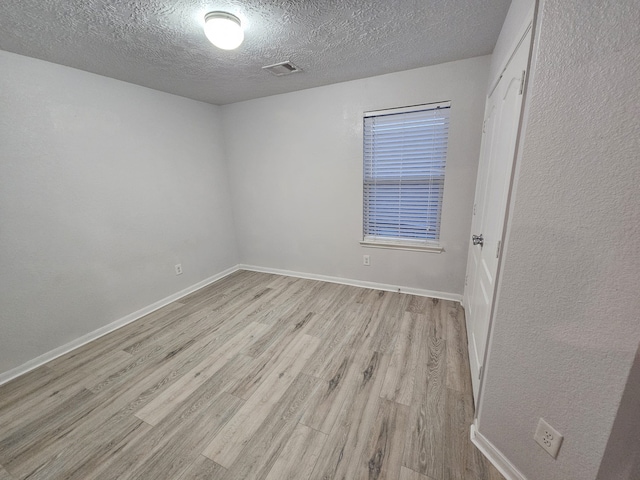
[0, 265, 240, 387]
[238, 264, 462, 303]
[471, 423, 527, 480]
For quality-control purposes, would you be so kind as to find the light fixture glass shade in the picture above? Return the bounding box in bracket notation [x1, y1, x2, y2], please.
[204, 12, 244, 50]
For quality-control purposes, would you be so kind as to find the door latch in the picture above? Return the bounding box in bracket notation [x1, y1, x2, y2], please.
[472, 234, 484, 247]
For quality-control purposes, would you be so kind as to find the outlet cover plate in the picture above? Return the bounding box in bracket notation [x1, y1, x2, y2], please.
[534, 417, 563, 459]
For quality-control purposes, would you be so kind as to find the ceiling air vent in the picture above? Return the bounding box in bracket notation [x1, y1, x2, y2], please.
[262, 61, 302, 76]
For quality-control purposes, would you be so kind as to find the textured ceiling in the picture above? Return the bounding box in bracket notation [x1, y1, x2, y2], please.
[0, 0, 511, 105]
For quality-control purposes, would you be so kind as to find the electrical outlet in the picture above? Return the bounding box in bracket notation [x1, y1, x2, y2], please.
[363, 255, 370, 266]
[175, 264, 183, 275]
[534, 418, 563, 459]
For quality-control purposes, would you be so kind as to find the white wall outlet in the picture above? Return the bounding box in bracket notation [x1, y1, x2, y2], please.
[175, 264, 183, 275]
[534, 418, 563, 459]
[363, 255, 370, 266]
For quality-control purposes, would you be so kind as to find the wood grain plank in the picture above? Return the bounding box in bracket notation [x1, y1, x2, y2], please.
[0, 367, 58, 411]
[202, 333, 321, 468]
[354, 399, 409, 480]
[399, 465, 437, 480]
[178, 455, 227, 480]
[304, 283, 361, 338]
[16, 416, 149, 480]
[0, 370, 88, 437]
[446, 303, 472, 394]
[300, 301, 394, 434]
[90, 358, 247, 480]
[174, 270, 270, 317]
[98, 307, 264, 399]
[46, 271, 265, 377]
[301, 307, 361, 380]
[403, 333, 446, 479]
[127, 393, 243, 480]
[444, 387, 471, 480]
[405, 295, 433, 314]
[242, 276, 319, 328]
[116, 272, 281, 362]
[0, 388, 95, 469]
[226, 313, 315, 400]
[46, 301, 186, 372]
[85, 328, 208, 395]
[2, 331, 247, 474]
[3, 371, 168, 478]
[263, 423, 327, 480]
[77, 349, 134, 387]
[0, 355, 128, 436]
[0, 272, 497, 480]
[220, 373, 321, 480]
[427, 298, 447, 341]
[119, 283, 273, 359]
[1, 281, 278, 476]
[63, 420, 154, 480]
[242, 306, 315, 360]
[177, 270, 261, 306]
[299, 353, 355, 434]
[0, 465, 14, 480]
[368, 292, 409, 354]
[380, 312, 425, 406]
[303, 297, 386, 385]
[134, 321, 268, 425]
[308, 349, 390, 480]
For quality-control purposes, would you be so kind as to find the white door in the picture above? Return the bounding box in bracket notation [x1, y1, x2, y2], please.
[465, 30, 532, 402]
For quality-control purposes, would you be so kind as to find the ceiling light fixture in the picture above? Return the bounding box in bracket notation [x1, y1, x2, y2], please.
[203, 11, 244, 50]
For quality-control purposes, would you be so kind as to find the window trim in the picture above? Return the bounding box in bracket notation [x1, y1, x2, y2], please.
[364, 100, 451, 118]
[359, 237, 444, 253]
[362, 101, 451, 252]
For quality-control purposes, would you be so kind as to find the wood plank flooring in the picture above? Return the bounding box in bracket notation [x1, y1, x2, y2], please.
[0, 270, 504, 480]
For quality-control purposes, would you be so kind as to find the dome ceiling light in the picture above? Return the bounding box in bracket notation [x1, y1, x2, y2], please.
[203, 11, 244, 50]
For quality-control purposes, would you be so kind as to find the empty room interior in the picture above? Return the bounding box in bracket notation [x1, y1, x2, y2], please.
[0, 1, 638, 479]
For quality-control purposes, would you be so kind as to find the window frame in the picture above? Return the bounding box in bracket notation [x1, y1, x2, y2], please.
[360, 101, 451, 253]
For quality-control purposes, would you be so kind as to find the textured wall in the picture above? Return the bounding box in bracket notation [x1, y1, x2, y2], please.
[477, 1, 640, 479]
[222, 56, 489, 296]
[0, 51, 238, 374]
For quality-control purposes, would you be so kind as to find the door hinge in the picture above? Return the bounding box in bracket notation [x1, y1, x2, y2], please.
[473, 203, 477, 215]
[465, 274, 468, 286]
[482, 119, 487, 133]
[519, 70, 526, 95]
[496, 240, 502, 258]
[479, 365, 484, 380]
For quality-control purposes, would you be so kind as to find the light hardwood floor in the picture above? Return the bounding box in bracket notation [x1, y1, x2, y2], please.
[0, 270, 504, 480]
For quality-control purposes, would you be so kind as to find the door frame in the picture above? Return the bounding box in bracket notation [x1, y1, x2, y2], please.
[463, 9, 537, 418]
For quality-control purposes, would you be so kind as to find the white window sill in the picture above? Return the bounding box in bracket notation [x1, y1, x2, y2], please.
[360, 239, 444, 253]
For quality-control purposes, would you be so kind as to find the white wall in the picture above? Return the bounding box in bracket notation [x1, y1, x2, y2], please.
[0, 50, 238, 375]
[478, 1, 640, 479]
[222, 57, 489, 297]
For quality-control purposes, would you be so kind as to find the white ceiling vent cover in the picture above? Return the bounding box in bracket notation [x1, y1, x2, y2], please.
[262, 61, 302, 76]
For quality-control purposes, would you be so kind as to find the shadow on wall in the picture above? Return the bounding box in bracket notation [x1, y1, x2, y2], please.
[596, 343, 640, 480]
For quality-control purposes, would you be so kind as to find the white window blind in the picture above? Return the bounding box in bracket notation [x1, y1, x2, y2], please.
[363, 102, 450, 244]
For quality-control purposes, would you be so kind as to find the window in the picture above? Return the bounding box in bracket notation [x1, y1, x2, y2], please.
[362, 102, 450, 252]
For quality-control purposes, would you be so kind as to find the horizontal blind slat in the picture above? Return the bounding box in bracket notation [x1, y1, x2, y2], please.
[363, 104, 449, 242]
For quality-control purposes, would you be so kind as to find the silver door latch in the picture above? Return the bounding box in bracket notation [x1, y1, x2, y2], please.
[472, 234, 484, 247]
